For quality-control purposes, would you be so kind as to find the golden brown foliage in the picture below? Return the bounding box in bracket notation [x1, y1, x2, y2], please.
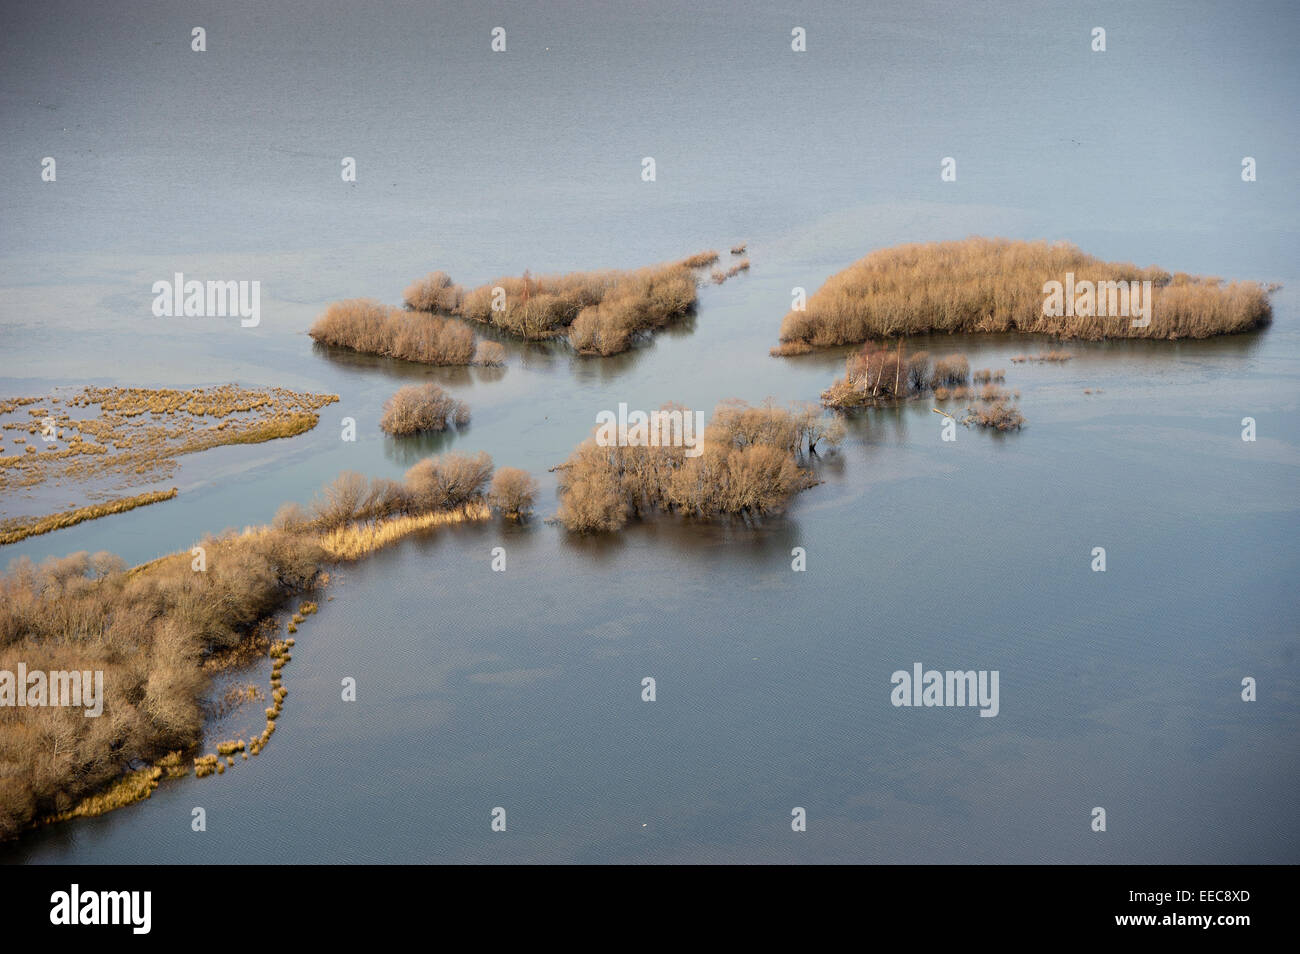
[0, 449, 507, 839]
[777, 237, 1274, 348]
[554, 401, 835, 532]
[403, 271, 463, 312]
[0, 531, 323, 838]
[379, 383, 470, 436]
[0, 489, 178, 545]
[419, 253, 716, 354]
[309, 298, 487, 365]
[488, 467, 539, 518]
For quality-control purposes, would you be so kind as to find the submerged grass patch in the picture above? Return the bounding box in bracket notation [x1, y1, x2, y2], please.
[0, 488, 178, 545]
[0, 385, 337, 543]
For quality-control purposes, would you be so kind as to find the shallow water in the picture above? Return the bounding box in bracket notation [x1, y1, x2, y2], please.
[1, 0, 1297, 863]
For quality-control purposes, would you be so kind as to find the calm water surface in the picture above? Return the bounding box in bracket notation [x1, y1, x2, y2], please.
[0, 0, 1296, 862]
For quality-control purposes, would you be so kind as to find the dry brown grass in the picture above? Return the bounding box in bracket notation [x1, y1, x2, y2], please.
[309, 298, 494, 366]
[777, 237, 1274, 349]
[0, 488, 178, 545]
[0, 385, 336, 537]
[318, 503, 491, 561]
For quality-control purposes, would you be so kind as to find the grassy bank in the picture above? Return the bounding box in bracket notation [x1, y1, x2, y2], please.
[0, 450, 522, 840]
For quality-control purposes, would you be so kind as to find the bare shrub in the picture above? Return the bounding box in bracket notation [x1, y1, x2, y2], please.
[312, 471, 370, 530]
[379, 383, 469, 435]
[930, 355, 970, 388]
[403, 271, 463, 312]
[450, 258, 704, 355]
[554, 401, 829, 532]
[473, 340, 506, 366]
[488, 467, 538, 518]
[403, 451, 493, 512]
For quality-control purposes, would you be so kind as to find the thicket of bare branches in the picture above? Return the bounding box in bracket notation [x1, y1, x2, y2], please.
[403, 252, 717, 355]
[403, 271, 463, 313]
[379, 383, 470, 435]
[0, 534, 322, 838]
[554, 401, 840, 532]
[0, 450, 515, 838]
[822, 341, 972, 409]
[488, 467, 539, 518]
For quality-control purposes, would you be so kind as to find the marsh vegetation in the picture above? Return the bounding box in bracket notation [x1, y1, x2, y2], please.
[774, 237, 1275, 352]
[554, 400, 842, 533]
[309, 298, 502, 366]
[379, 383, 470, 436]
[0, 448, 535, 838]
[403, 252, 720, 356]
[0, 386, 337, 544]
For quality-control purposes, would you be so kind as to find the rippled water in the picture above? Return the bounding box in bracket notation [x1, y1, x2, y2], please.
[1, 0, 1297, 863]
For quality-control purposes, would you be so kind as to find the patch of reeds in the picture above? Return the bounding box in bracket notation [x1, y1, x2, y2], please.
[711, 259, 750, 285]
[776, 237, 1274, 350]
[1010, 351, 1073, 363]
[41, 767, 162, 823]
[0, 446, 525, 837]
[0, 488, 178, 545]
[309, 298, 488, 366]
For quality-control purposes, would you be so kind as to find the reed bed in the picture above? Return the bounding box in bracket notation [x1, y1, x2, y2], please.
[0, 385, 336, 542]
[776, 237, 1274, 350]
[710, 259, 751, 285]
[0, 488, 178, 545]
[318, 502, 492, 561]
[309, 298, 488, 365]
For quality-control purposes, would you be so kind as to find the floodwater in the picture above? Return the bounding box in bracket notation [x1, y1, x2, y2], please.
[0, 0, 1297, 862]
